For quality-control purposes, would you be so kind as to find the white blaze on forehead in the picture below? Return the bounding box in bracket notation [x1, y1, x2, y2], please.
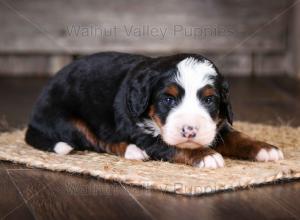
[174, 57, 217, 116]
[175, 57, 217, 91]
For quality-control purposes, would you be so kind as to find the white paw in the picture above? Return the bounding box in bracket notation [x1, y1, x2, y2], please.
[124, 144, 149, 161]
[54, 142, 73, 155]
[255, 148, 284, 162]
[196, 153, 225, 169]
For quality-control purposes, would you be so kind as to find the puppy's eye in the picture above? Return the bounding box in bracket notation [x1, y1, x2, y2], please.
[203, 96, 214, 104]
[160, 97, 177, 106]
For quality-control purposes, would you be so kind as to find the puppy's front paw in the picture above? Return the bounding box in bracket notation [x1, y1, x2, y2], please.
[255, 147, 284, 162]
[124, 144, 149, 161]
[195, 152, 225, 169]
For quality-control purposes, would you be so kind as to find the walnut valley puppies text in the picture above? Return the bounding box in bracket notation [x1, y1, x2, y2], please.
[65, 24, 235, 40]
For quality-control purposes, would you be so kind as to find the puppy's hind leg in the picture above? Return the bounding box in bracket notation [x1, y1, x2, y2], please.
[25, 125, 58, 152]
[26, 116, 94, 154]
[25, 125, 76, 155]
[71, 118, 149, 160]
[53, 142, 74, 155]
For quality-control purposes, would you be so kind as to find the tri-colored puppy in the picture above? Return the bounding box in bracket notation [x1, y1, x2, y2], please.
[25, 52, 284, 168]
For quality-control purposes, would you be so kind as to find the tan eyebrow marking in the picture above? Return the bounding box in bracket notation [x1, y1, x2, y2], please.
[165, 85, 179, 97]
[202, 86, 216, 97]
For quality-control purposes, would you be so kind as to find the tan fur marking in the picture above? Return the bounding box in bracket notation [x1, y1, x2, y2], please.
[148, 105, 163, 129]
[202, 87, 216, 97]
[71, 118, 128, 156]
[215, 128, 279, 160]
[105, 142, 128, 156]
[72, 118, 99, 146]
[172, 148, 217, 166]
[165, 85, 179, 97]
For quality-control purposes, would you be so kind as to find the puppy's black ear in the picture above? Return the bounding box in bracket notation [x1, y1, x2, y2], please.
[220, 79, 233, 125]
[126, 69, 156, 118]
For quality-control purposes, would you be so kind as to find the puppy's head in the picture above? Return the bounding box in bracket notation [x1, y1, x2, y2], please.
[126, 55, 233, 149]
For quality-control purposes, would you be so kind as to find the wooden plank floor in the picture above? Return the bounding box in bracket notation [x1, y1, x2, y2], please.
[0, 76, 300, 220]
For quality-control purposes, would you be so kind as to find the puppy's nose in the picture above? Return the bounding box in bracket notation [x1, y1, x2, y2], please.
[181, 125, 198, 138]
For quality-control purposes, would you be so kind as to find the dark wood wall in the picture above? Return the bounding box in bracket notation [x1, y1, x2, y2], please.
[0, 0, 298, 77]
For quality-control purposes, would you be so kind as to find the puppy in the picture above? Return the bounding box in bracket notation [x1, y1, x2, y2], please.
[25, 52, 284, 168]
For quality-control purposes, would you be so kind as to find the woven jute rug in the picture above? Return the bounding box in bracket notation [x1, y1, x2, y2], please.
[0, 122, 299, 196]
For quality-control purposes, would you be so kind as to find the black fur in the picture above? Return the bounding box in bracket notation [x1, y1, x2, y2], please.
[25, 52, 233, 160]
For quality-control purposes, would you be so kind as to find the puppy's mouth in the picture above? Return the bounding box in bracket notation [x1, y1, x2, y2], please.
[148, 117, 214, 149]
[174, 140, 204, 149]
